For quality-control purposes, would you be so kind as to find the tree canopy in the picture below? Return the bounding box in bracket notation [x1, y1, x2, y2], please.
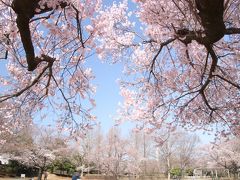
[0, 0, 239, 139]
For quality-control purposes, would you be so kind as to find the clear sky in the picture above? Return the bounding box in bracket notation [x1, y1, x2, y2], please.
[88, 56, 125, 132]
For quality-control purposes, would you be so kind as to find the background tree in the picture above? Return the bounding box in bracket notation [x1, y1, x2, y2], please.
[155, 131, 199, 179]
[129, 131, 156, 175]
[0, 124, 34, 155]
[81, 126, 144, 178]
[87, 127, 129, 179]
[207, 138, 240, 179]
[8, 126, 69, 180]
[0, 102, 32, 146]
[176, 132, 199, 176]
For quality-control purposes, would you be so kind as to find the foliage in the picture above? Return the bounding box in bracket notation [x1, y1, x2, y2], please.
[0, 160, 38, 177]
[49, 158, 76, 175]
[170, 167, 181, 178]
[185, 168, 193, 176]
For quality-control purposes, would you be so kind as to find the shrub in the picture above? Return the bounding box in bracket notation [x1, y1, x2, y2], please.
[170, 167, 181, 178]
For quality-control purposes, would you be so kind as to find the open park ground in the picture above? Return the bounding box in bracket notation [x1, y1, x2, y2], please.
[0, 175, 237, 180]
[0, 174, 71, 180]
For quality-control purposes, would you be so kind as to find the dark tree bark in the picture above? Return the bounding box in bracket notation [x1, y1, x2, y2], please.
[38, 168, 43, 180]
[11, 0, 68, 71]
[195, 0, 225, 44]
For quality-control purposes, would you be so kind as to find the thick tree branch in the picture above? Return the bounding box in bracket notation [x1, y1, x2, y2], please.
[0, 55, 55, 103]
[196, 0, 225, 44]
[11, 0, 68, 71]
[225, 28, 240, 35]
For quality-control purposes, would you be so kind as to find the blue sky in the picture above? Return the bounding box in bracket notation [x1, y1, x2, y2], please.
[88, 56, 124, 132]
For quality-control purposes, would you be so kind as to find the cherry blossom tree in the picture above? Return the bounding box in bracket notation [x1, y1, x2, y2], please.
[96, 0, 240, 137]
[1, 0, 240, 140]
[0, 102, 32, 146]
[85, 127, 128, 178]
[0, 125, 34, 154]
[129, 130, 156, 175]
[73, 124, 103, 175]
[8, 126, 69, 180]
[0, 112, 13, 145]
[0, 0, 100, 138]
[155, 131, 199, 179]
[83, 126, 143, 179]
[207, 138, 240, 179]
[15, 147, 56, 180]
[0, 111, 32, 149]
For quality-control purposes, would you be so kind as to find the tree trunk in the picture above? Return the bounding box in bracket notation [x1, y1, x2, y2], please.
[112, 172, 118, 180]
[227, 169, 230, 178]
[38, 168, 43, 180]
[233, 173, 238, 180]
[195, 0, 225, 44]
[167, 157, 171, 180]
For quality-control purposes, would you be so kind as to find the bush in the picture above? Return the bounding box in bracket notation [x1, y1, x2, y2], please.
[185, 168, 194, 176]
[170, 167, 181, 178]
[0, 160, 38, 177]
[49, 158, 76, 176]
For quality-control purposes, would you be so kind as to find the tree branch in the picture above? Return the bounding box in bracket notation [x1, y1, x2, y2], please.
[0, 65, 49, 103]
[225, 27, 240, 35]
[149, 38, 176, 80]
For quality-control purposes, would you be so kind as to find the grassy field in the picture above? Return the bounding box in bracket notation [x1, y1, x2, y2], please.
[0, 174, 72, 180]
